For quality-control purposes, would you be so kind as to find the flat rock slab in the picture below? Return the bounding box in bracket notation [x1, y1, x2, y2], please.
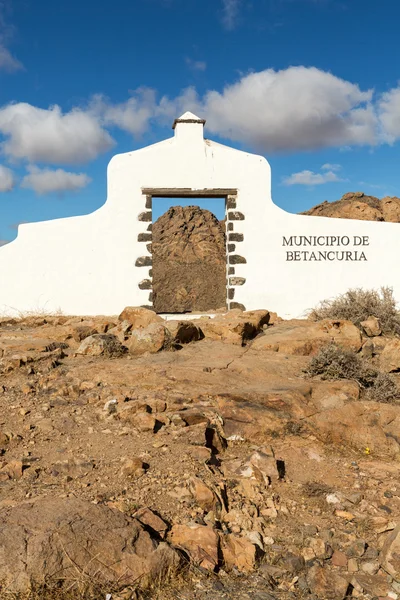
[0, 496, 179, 593]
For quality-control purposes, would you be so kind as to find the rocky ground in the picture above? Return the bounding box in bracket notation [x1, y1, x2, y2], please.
[1, 308, 400, 599]
[301, 192, 400, 222]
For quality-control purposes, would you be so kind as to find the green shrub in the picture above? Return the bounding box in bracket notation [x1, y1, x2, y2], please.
[305, 343, 400, 404]
[309, 287, 400, 335]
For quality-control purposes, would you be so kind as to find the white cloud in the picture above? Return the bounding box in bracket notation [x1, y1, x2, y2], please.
[89, 88, 159, 137]
[0, 164, 14, 191]
[321, 163, 341, 171]
[0, 103, 114, 164]
[221, 0, 242, 30]
[21, 166, 91, 195]
[197, 67, 377, 152]
[185, 57, 207, 72]
[0, 44, 22, 72]
[377, 86, 400, 143]
[84, 69, 379, 153]
[3, 67, 400, 170]
[283, 169, 343, 186]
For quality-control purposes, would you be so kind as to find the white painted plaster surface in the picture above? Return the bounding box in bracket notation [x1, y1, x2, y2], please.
[0, 112, 398, 319]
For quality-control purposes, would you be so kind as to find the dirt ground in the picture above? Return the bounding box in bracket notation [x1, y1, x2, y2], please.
[0, 312, 400, 599]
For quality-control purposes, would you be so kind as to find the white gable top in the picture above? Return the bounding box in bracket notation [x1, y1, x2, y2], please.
[0, 112, 399, 318]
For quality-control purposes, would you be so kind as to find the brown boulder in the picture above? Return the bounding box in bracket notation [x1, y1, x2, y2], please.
[120, 457, 146, 478]
[360, 315, 381, 337]
[379, 338, 400, 372]
[221, 534, 257, 573]
[0, 496, 180, 593]
[76, 334, 125, 357]
[134, 508, 169, 539]
[222, 450, 280, 486]
[130, 412, 157, 432]
[199, 309, 270, 345]
[70, 322, 98, 342]
[127, 323, 167, 356]
[164, 320, 202, 345]
[307, 401, 400, 457]
[107, 320, 133, 343]
[252, 319, 362, 355]
[188, 477, 216, 512]
[118, 306, 163, 328]
[380, 524, 400, 581]
[169, 523, 219, 570]
[0, 459, 24, 480]
[306, 565, 350, 599]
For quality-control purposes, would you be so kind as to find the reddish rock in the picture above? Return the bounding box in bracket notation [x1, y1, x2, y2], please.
[0, 496, 180, 593]
[118, 307, 162, 329]
[221, 534, 257, 573]
[198, 309, 270, 346]
[134, 508, 168, 539]
[380, 524, 400, 581]
[120, 457, 146, 478]
[188, 477, 216, 512]
[306, 565, 350, 599]
[252, 319, 362, 355]
[379, 338, 400, 372]
[164, 320, 202, 345]
[169, 523, 219, 571]
[131, 412, 157, 433]
[360, 316, 381, 337]
[331, 550, 348, 567]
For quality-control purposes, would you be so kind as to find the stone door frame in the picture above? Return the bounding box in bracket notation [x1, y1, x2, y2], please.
[136, 188, 247, 312]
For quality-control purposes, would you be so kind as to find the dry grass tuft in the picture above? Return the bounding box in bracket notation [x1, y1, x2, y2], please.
[309, 286, 400, 335]
[305, 343, 400, 403]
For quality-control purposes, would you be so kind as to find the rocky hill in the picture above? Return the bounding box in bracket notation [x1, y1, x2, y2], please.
[152, 205, 226, 313]
[302, 191, 400, 221]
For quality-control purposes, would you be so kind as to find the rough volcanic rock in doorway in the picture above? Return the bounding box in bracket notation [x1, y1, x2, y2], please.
[152, 205, 227, 313]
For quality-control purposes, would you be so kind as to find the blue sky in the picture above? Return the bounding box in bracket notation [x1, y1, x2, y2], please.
[1, 0, 400, 242]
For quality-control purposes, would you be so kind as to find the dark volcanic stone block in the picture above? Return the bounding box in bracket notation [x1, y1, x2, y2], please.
[138, 211, 152, 222]
[229, 255, 246, 265]
[230, 277, 246, 286]
[135, 256, 152, 267]
[230, 302, 246, 310]
[229, 233, 244, 242]
[228, 211, 245, 221]
[137, 233, 152, 242]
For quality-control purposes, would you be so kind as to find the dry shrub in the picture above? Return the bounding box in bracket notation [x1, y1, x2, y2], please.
[365, 371, 399, 403]
[305, 343, 400, 403]
[309, 286, 400, 335]
[305, 343, 364, 381]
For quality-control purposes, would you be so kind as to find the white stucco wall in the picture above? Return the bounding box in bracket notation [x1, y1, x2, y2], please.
[0, 112, 398, 319]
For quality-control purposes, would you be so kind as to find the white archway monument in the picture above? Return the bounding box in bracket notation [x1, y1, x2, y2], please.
[0, 111, 398, 318]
